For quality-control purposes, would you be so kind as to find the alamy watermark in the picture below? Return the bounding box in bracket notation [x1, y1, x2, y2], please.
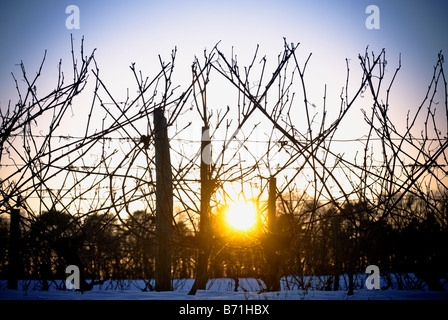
[65, 265, 80, 290]
[66, 5, 80, 30]
[365, 265, 380, 290]
[365, 5, 380, 30]
[65, 5, 380, 31]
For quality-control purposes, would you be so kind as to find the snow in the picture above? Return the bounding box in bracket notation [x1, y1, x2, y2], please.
[1, 278, 447, 300]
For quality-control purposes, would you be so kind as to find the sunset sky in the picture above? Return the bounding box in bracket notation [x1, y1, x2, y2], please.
[1, 0, 448, 208]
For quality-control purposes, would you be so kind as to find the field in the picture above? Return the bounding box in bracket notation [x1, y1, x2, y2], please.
[1, 277, 447, 300]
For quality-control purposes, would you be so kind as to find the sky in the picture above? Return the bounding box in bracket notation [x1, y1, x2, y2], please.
[1, 0, 447, 106]
[1, 0, 448, 210]
[1, 0, 447, 159]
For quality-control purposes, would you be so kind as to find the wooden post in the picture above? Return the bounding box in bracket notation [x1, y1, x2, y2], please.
[268, 177, 277, 233]
[332, 215, 342, 291]
[262, 176, 281, 291]
[188, 126, 212, 295]
[154, 107, 173, 291]
[8, 208, 20, 290]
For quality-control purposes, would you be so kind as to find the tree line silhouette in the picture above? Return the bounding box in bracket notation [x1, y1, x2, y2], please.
[1, 193, 446, 291]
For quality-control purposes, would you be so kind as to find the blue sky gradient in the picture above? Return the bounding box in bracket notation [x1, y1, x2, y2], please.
[1, 0, 447, 121]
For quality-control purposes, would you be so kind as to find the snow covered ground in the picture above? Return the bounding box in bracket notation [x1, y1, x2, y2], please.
[1, 278, 447, 300]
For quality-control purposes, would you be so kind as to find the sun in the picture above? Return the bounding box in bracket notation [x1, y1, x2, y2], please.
[225, 200, 258, 232]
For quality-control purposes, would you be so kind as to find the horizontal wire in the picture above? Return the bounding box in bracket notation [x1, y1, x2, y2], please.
[1, 163, 445, 170]
[4, 132, 445, 143]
